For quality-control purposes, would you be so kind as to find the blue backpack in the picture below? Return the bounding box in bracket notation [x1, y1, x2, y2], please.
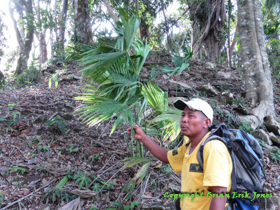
[196, 124, 266, 210]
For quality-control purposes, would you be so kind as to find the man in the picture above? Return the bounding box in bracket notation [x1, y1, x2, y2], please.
[128, 98, 233, 210]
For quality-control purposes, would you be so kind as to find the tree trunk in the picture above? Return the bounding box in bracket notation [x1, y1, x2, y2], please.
[103, 0, 118, 23]
[190, 0, 226, 62]
[204, 30, 222, 62]
[36, 0, 42, 69]
[139, 23, 149, 40]
[227, 0, 231, 68]
[73, 0, 92, 44]
[226, 22, 238, 66]
[237, 0, 280, 134]
[35, 31, 48, 63]
[0, 70, 4, 88]
[58, 0, 68, 54]
[9, 0, 34, 75]
[54, 0, 58, 42]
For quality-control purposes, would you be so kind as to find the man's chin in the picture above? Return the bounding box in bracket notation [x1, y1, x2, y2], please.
[181, 131, 190, 136]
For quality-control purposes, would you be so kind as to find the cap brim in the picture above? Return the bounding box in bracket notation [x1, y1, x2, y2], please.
[173, 99, 188, 110]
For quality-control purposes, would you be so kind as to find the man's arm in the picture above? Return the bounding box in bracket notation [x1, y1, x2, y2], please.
[127, 125, 169, 163]
[208, 186, 227, 210]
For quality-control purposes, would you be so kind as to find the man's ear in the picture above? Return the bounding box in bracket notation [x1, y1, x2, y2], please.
[203, 118, 211, 128]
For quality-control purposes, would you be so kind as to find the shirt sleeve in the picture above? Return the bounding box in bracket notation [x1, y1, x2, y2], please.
[167, 142, 188, 173]
[203, 140, 232, 190]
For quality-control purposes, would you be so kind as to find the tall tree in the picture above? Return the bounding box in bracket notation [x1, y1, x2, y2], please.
[0, 11, 6, 86]
[36, 0, 43, 68]
[0, 11, 6, 61]
[73, 0, 92, 44]
[58, 0, 68, 54]
[187, 0, 226, 62]
[9, 0, 34, 75]
[237, 0, 280, 134]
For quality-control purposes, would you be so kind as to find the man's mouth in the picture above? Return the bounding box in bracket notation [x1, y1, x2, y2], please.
[181, 126, 189, 131]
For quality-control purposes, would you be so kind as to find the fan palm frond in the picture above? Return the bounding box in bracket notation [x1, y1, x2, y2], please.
[133, 36, 150, 74]
[142, 82, 168, 114]
[152, 108, 182, 141]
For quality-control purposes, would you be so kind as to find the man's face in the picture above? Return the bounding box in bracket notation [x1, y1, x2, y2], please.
[180, 106, 208, 137]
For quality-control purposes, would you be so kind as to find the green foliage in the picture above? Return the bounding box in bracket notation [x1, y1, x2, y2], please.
[257, 139, 266, 148]
[43, 188, 61, 203]
[45, 115, 66, 134]
[238, 121, 253, 133]
[214, 108, 239, 128]
[43, 176, 68, 203]
[74, 172, 92, 189]
[29, 136, 42, 146]
[92, 183, 102, 192]
[15, 57, 42, 87]
[150, 180, 158, 192]
[39, 165, 48, 173]
[122, 157, 150, 195]
[8, 111, 21, 128]
[160, 164, 173, 175]
[210, 99, 218, 108]
[64, 167, 77, 180]
[38, 145, 49, 152]
[271, 148, 280, 163]
[92, 154, 99, 161]
[0, 191, 6, 207]
[0, 111, 22, 132]
[159, 47, 193, 78]
[48, 75, 59, 89]
[61, 190, 77, 203]
[9, 166, 26, 174]
[232, 97, 244, 104]
[124, 201, 140, 210]
[7, 104, 16, 111]
[69, 144, 74, 153]
[74, 7, 151, 158]
[103, 182, 117, 190]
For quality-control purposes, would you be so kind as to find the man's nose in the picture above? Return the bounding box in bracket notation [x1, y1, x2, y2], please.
[181, 116, 187, 122]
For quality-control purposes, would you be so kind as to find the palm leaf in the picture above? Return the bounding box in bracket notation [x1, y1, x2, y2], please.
[134, 162, 150, 183]
[142, 83, 168, 113]
[133, 36, 150, 74]
[80, 52, 126, 79]
[151, 108, 182, 141]
[122, 157, 150, 169]
[119, 7, 140, 51]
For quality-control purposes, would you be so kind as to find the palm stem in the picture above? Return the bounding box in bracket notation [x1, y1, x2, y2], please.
[122, 125, 132, 156]
[130, 126, 135, 157]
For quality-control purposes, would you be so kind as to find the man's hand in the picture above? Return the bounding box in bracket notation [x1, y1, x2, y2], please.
[127, 125, 169, 163]
[127, 125, 147, 142]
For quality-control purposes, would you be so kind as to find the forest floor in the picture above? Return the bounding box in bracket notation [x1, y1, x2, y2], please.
[0, 58, 280, 210]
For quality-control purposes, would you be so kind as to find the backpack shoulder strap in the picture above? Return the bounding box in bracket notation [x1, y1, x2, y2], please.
[196, 133, 238, 192]
[197, 134, 226, 173]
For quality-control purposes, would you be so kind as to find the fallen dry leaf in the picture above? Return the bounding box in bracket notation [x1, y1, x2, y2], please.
[70, 189, 97, 198]
[21, 129, 30, 133]
[59, 197, 85, 210]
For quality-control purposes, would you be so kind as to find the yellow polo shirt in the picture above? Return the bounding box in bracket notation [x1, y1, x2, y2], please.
[167, 132, 232, 210]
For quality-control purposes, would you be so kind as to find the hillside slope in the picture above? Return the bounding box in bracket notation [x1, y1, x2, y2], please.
[0, 59, 279, 209]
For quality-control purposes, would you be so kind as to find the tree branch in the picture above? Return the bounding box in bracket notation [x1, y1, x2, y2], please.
[1, 179, 56, 210]
[103, 0, 119, 24]
[8, 1, 24, 51]
[18, 0, 27, 7]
